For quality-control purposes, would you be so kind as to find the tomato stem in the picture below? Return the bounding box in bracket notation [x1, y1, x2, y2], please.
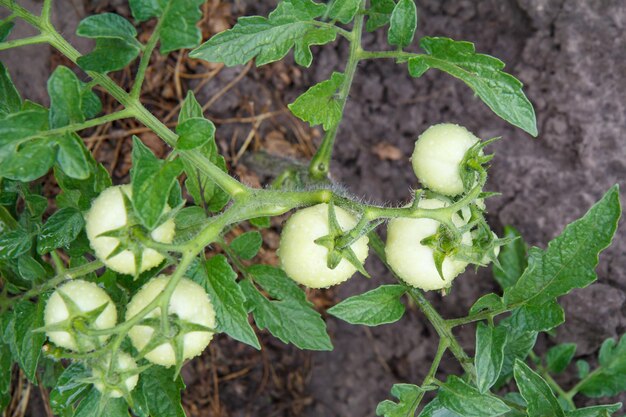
[308, 0, 365, 180]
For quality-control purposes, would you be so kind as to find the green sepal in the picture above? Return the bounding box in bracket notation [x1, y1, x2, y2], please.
[432, 249, 446, 281]
[313, 201, 370, 277]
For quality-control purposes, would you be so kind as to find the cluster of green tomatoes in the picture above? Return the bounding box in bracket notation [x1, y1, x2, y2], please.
[42, 123, 499, 398]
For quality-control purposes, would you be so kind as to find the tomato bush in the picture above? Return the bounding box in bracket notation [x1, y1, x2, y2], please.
[0, 0, 622, 416]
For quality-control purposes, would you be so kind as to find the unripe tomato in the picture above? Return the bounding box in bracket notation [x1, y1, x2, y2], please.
[92, 352, 139, 398]
[85, 185, 175, 275]
[411, 123, 480, 196]
[385, 199, 472, 291]
[125, 276, 216, 367]
[44, 280, 117, 351]
[278, 203, 369, 288]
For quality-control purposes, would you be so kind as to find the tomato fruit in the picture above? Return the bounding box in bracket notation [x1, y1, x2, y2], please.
[278, 203, 369, 288]
[92, 352, 139, 398]
[411, 123, 480, 196]
[385, 199, 472, 291]
[125, 275, 216, 367]
[44, 280, 117, 351]
[85, 185, 175, 275]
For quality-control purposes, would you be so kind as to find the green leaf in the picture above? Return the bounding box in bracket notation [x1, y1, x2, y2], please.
[493, 226, 527, 290]
[566, 404, 622, 417]
[504, 186, 621, 307]
[546, 343, 577, 374]
[288, 71, 345, 130]
[7, 298, 46, 382]
[495, 318, 537, 387]
[439, 376, 510, 417]
[508, 299, 565, 332]
[408, 57, 428, 77]
[576, 360, 590, 379]
[376, 384, 422, 417]
[178, 91, 229, 211]
[294, 27, 337, 68]
[176, 117, 216, 150]
[0, 107, 48, 148]
[181, 152, 229, 212]
[37, 207, 85, 254]
[250, 216, 271, 229]
[80, 84, 102, 119]
[328, 285, 406, 326]
[475, 323, 508, 393]
[17, 255, 48, 282]
[0, 139, 56, 181]
[230, 231, 263, 260]
[0, 19, 15, 42]
[47, 66, 85, 128]
[76, 13, 141, 73]
[419, 398, 462, 417]
[49, 363, 91, 414]
[0, 229, 32, 259]
[23, 192, 48, 220]
[179, 90, 203, 122]
[159, 0, 205, 54]
[410, 37, 538, 136]
[0, 346, 11, 411]
[54, 133, 91, 180]
[74, 388, 129, 417]
[514, 360, 565, 417]
[73, 388, 101, 417]
[328, 0, 360, 24]
[366, 0, 396, 32]
[54, 159, 112, 211]
[240, 266, 332, 351]
[578, 335, 626, 397]
[190, 0, 334, 67]
[130, 136, 183, 229]
[139, 366, 186, 417]
[387, 0, 417, 48]
[469, 293, 504, 315]
[194, 255, 260, 349]
[172, 206, 206, 243]
[0, 62, 21, 116]
[130, 0, 205, 53]
[128, 0, 162, 21]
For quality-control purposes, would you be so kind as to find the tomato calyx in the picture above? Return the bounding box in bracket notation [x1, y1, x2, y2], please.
[134, 314, 216, 377]
[38, 289, 113, 351]
[459, 136, 499, 193]
[420, 224, 464, 280]
[84, 352, 144, 400]
[313, 202, 371, 278]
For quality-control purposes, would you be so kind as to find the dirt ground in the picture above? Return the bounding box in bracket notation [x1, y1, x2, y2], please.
[1, 0, 626, 416]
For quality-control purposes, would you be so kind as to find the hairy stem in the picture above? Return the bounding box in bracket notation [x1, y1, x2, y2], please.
[18, 260, 104, 301]
[308, 1, 365, 180]
[129, 7, 166, 100]
[17, 109, 134, 145]
[0, 33, 51, 51]
[368, 231, 475, 378]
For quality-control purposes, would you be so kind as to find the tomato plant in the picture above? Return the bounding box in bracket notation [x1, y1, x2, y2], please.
[0, 0, 622, 416]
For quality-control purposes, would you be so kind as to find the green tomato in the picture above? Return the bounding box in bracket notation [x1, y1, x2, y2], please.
[85, 185, 175, 275]
[92, 352, 139, 398]
[125, 275, 216, 367]
[278, 203, 369, 288]
[385, 199, 472, 291]
[44, 280, 117, 351]
[411, 123, 480, 196]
